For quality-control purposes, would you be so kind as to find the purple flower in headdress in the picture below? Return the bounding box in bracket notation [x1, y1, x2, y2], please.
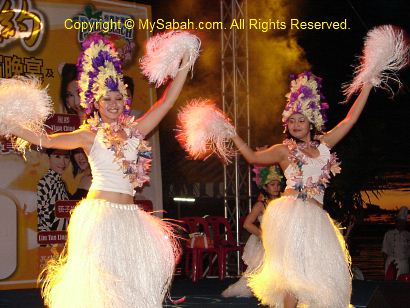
[105, 77, 119, 92]
[289, 91, 299, 103]
[92, 51, 110, 68]
[85, 90, 94, 102]
[300, 85, 313, 99]
[282, 71, 331, 132]
[303, 71, 312, 79]
[321, 102, 329, 110]
[88, 70, 99, 80]
[77, 32, 130, 117]
[309, 102, 317, 109]
[252, 165, 262, 187]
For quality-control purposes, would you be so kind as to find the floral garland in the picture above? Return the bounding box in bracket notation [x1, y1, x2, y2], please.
[84, 113, 152, 188]
[283, 138, 341, 201]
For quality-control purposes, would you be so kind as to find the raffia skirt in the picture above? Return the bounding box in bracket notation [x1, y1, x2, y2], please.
[40, 199, 180, 308]
[221, 234, 264, 297]
[248, 196, 352, 308]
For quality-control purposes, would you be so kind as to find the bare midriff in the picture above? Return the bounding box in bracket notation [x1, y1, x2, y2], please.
[87, 190, 134, 204]
[283, 188, 323, 209]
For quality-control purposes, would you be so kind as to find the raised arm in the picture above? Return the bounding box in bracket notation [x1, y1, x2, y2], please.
[136, 53, 191, 136]
[232, 134, 288, 166]
[322, 83, 372, 148]
[11, 127, 93, 152]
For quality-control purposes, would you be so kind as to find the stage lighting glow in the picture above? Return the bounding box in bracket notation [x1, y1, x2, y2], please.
[173, 197, 195, 202]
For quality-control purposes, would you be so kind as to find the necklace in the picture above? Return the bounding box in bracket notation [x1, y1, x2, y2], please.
[283, 138, 341, 201]
[84, 113, 152, 188]
[296, 139, 320, 150]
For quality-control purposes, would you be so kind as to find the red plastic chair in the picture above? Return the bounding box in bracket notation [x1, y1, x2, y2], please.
[205, 215, 244, 279]
[398, 273, 410, 281]
[180, 217, 219, 282]
[385, 261, 398, 281]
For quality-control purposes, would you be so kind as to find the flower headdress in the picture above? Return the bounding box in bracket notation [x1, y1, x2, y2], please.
[282, 71, 329, 132]
[252, 164, 284, 188]
[77, 33, 131, 116]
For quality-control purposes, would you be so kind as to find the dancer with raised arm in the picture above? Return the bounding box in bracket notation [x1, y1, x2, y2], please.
[177, 25, 408, 307]
[233, 71, 364, 307]
[0, 32, 199, 308]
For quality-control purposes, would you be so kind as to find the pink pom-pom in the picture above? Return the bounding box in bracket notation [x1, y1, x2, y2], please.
[140, 31, 201, 87]
[0, 76, 53, 155]
[343, 25, 410, 101]
[176, 99, 236, 164]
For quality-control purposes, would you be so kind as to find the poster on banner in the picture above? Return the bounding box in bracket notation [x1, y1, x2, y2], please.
[0, 0, 162, 290]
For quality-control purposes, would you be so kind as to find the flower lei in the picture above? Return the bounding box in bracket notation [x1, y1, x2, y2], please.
[84, 113, 152, 188]
[283, 138, 341, 201]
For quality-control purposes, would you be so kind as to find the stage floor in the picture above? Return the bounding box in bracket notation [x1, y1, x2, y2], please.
[0, 278, 409, 307]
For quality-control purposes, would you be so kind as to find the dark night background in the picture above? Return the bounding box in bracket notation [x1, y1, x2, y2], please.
[129, 0, 410, 218]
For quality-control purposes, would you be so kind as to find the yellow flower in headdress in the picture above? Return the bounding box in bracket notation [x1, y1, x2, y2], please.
[77, 34, 130, 116]
[282, 72, 329, 132]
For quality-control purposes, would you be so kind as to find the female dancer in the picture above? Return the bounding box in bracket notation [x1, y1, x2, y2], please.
[222, 164, 283, 298]
[175, 24, 407, 308]
[231, 72, 373, 307]
[7, 34, 191, 307]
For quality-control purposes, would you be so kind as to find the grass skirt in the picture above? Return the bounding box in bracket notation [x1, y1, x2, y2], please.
[40, 199, 180, 308]
[248, 196, 352, 308]
[221, 234, 264, 297]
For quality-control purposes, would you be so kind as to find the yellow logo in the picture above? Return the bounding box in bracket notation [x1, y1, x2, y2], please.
[0, 0, 45, 51]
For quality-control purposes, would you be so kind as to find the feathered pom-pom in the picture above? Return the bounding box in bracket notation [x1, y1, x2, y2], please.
[343, 25, 410, 101]
[176, 99, 236, 164]
[140, 31, 201, 87]
[0, 76, 53, 152]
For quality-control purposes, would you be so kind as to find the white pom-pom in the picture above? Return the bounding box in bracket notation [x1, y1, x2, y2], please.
[176, 99, 236, 164]
[140, 31, 201, 87]
[343, 25, 410, 101]
[0, 76, 53, 137]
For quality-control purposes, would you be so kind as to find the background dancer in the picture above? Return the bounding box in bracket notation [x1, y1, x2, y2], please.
[222, 164, 283, 298]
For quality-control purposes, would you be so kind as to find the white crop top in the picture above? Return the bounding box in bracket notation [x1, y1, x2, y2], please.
[88, 130, 141, 196]
[284, 142, 337, 204]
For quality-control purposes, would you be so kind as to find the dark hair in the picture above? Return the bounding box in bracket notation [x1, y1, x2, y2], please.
[123, 75, 134, 99]
[70, 148, 85, 177]
[46, 148, 69, 157]
[259, 186, 270, 199]
[60, 63, 78, 114]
